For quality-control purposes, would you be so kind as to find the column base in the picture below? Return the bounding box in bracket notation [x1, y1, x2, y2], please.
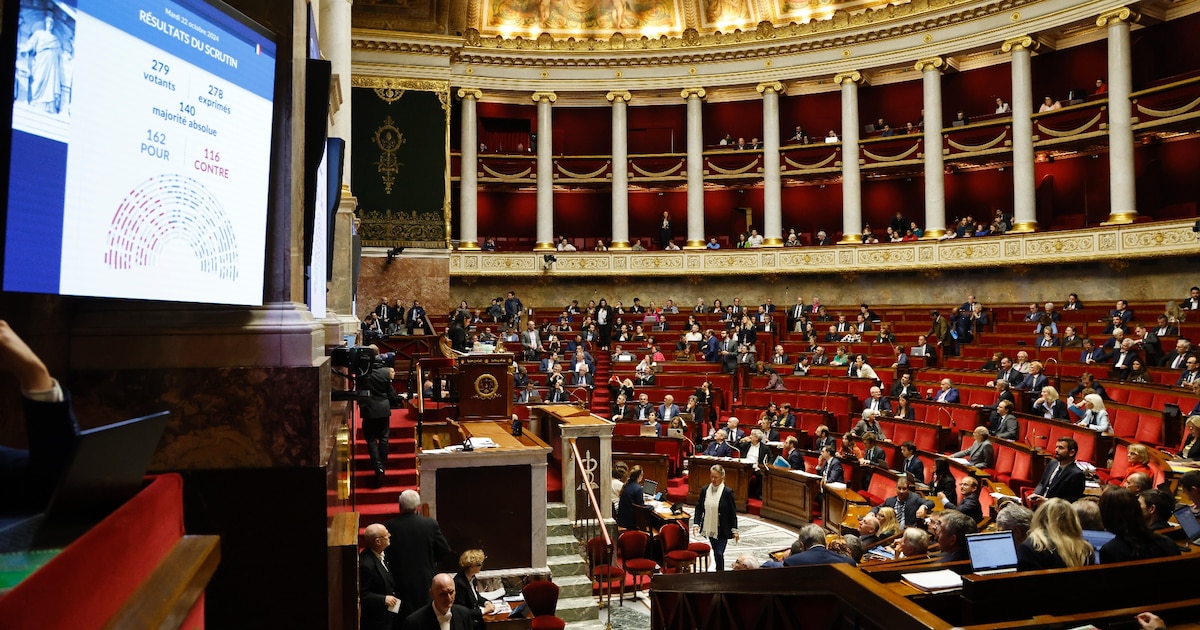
[1101, 212, 1138, 226]
[839, 233, 862, 244]
[533, 241, 556, 252]
[922, 229, 946, 239]
[609, 241, 631, 250]
[457, 241, 480, 251]
[1008, 221, 1038, 234]
[762, 237, 784, 247]
[684, 240, 707, 250]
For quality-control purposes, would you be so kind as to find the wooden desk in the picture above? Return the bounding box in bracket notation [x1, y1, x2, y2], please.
[484, 610, 532, 629]
[613, 452, 670, 491]
[759, 466, 822, 527]
[687, 456, 753, 512]
[822, 484, 869, 535]
[529, 405, 615, 521]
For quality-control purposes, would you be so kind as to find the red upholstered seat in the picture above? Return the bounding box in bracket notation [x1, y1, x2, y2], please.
[522, 580, 565, 630]
[687, 541, 712, 572]
[586, 536, 624, 607]
[616, 531, 658, 599]
[660, 523, 698, 573]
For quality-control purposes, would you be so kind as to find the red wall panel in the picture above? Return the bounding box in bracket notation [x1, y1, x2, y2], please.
[553, 108, 612, 155]
[943, 169, 1014, 228]
[1032, 39, 1107, 105]
[781, 91, 841, 140]
[943, 64, 1012, 121]
[782, 183, 844, 237]
[628, 104, 687, 154]
[1132, 12, 1200, 87]
[858, 82, 924, 133]
[704, 100, 765, 145]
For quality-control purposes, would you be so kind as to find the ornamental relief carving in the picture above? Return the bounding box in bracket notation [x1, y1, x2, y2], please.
[1025, 236, 1094, 256]
[629, 255, 685, 270]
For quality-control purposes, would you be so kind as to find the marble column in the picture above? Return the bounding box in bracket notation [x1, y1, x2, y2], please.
[1099, 7, 1140, 225]
[834, 71, 863, 244]
[532, 92, 557, 251]
[1004, 35, 1038, 233]
[682, 87, 707, 249]
[317, 0, 352, 183]
[916, 58, 947, 239]
[607, 90, 632, 250]
[758, 81, 784, 247]
[457, 89, 482, 250]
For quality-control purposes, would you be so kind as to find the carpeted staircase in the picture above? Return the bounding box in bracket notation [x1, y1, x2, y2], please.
[589, 351, 611, 416]
[348, 404, 420, 532]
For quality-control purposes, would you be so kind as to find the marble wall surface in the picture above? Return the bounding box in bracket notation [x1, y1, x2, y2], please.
[358, 253, 451, 320]
[70, 365, 329, 470]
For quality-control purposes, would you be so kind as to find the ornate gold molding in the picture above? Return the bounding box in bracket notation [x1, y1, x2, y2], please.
[606, 90, 632, 103]
[1097, 7, 1140, 27]
[680, 87, 707, 99]
[756, 81, 784, 95]
[457, 88, 483, 100]
[833, 70, 863, 85]
[914, 57, 944, 73]
[531, 91, 558, 103]
[1001, 35, 1037, 53]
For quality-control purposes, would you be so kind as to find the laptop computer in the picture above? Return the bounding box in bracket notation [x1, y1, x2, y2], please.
[965, 530, 1019, 575]
[1081, 529, 1116, 564]
[909, 345, 927, 357]
[0, 411, 170, 553]
[1173, 506, 1200, 543]
[641, 479, 662, 501]
[666, 428, 685, 438]
[639, 424, 660, 437]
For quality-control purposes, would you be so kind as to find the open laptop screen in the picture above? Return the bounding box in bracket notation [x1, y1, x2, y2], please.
[1174, 506, 1200, 540]
[641, 479, 658, 497]
[965, 530, 1018, 573]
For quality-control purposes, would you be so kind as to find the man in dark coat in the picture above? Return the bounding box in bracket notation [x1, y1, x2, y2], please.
[361, 365, 402, 487]
[359, 523, 399, 630]
[401, 573, 474, 630]
[385, 490, 454, 622]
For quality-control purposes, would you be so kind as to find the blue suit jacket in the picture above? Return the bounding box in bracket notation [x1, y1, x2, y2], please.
[931, 387, 960, 403]
[782, 546, 857, 567]
[704, 441, 735, 457]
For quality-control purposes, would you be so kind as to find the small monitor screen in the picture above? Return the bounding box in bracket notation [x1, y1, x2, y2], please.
[4, 0, 277, 305]
[965, 530, 1017, 572]
[641, 479, 658, 497]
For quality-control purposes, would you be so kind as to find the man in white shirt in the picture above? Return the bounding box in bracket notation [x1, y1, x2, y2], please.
[401, 573, 472, 630]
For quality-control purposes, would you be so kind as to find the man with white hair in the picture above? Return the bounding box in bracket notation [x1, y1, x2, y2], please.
[927, 378, 960, 404]
[385, 490, 453, 621]
[703, 429, 735, 457]
[951, 426, 995, 469]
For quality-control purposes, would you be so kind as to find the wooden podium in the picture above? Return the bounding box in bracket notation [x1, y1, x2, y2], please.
[456, 353, 514, 421]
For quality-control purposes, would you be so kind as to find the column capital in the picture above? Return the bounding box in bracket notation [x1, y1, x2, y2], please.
[1001, 35, 1038, 53]
[1097, 6, 1140, 27]
[832, 70, 863, 86]
[680, 87, 707, 100]
[457, 87, 482, 100]
[914, 57, 945, 73]
[756, 81, 784, 95]
[531, 91, 558, 103]
[606, 90, 632, 103]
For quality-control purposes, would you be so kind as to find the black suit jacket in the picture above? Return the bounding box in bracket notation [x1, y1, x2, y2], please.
[361, 368, 402, 420]
[877, 492, 930, 527]
[401, 603, 475, 630]
[453, 571, 487, 630]
[946, 491, 984, 523]
[1034, 461, 1087, 503]
[359, 549, 397, 630]
[738, 442, 774, 467]
[693, 484, 739, 539]
[384, 513, 454, 621]
[2, 394, 80, 512]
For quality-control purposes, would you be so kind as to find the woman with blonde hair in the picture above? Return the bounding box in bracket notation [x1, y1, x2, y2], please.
[1180, 416, 1200, 460]
[1016, 497, 1094, 570]
[876, 506, 899, 539]
[1032, 385, 1069, 420]
[1125, 443, 1152, 478]
[1073, 393, 1110, 433]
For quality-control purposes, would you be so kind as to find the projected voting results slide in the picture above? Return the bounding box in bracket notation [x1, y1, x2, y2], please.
[4, 0, 276, 305]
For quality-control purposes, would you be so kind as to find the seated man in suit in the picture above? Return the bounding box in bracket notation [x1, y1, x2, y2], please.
[402, 573, 474, 630]
[1061, 326, 1084, 348]
[1016, 361, 1049, 392]
[360, 524, 400, 630]
[1178, 356, 1200, 387]
[815, 445, 844, 483]
[986, 356, 1023, 388]
[861, 386, 892, 415]
[852, 409, 887, 441]
[935, 510, 977, 563]
[951, 426, 995, 469]
[783, 524, 856, 566]
[927, 378, 960, 403]
[1162, 338, 1194, 370]
[1079, 338, 1111, 365]
[938, 475, 984, 523]
[872, 476, 933, 531]
[711, 417, 745, 442]
[891, 372, 919, 399]
[1027, 437, 1087, 507]
[898, 441, 924, 483]
[658, 394, 680, 424]
[703, 429, 735, 457]
[1110, 338, 1138, 381]
[570, 363, 595, 389]
[990, 400, 1020, 440]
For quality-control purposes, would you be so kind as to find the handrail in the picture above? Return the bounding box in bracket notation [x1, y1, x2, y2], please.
[568, 437, 612, 549]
